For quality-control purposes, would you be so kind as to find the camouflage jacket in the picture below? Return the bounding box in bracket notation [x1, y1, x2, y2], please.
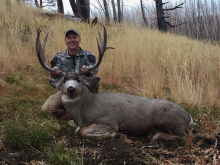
[51, 47, 98, 75]
[49, 48, 98, 89]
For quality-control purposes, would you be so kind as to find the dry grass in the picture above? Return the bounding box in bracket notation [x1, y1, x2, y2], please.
[1, 1, 220, 109]
[0, 1, 219, 164]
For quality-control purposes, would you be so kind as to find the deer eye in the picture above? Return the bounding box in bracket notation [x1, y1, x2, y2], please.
[77, 79, 81, 83]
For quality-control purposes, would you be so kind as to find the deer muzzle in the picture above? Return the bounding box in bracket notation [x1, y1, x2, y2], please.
[67, 86, 76, 97]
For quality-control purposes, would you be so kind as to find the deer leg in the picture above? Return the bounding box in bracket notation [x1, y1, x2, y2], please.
[80, 124, 117, 138]
[148, 132, 187, 146]
[42, 91, 67, 119]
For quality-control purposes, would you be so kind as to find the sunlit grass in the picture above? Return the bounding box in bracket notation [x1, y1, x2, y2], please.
[1, 1, 220, 109]
[0, 1, 219, 164]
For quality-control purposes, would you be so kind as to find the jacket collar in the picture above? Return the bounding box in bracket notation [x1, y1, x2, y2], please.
[64, 47, 84, 58]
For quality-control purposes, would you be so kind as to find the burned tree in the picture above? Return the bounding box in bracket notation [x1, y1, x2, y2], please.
[57, 0, 64, 14]
[117, 0, 122, 23]
[69, 0, 90, 21]
[97, 0, 123, 23]
[154, 0, 184, 32]
[140, 0, 148, 27]
[111, 0, 117, 22]
[28, 0, 56, 9]
[103, 0, 110, 23]
[97, 0, 110, 23]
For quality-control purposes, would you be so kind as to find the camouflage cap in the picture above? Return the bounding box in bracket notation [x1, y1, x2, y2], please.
[65, 29, 80, 38]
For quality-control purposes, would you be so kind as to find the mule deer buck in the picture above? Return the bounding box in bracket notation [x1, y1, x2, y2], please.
[36, 27, 193, 145]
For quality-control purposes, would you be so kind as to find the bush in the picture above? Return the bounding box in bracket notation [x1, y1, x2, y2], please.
[3, 117, 57, 148]
[49, 141, 82, 165]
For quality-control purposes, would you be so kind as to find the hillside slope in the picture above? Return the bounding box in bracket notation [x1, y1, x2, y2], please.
[0, 1, 219, 164]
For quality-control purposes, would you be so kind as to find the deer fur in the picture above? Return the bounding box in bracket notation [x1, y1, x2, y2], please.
[61, 72, 193, 144]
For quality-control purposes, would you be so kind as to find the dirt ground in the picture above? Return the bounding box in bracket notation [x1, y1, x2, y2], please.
[0, 129, 219, 165]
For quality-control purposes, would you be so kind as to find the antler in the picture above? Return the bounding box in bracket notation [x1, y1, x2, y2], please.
[36, 27, 114, 75]
[82, 26, 114, 73]
[36, 29, 61, 73]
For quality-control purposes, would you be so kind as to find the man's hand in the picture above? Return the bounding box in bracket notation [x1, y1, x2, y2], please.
[51, 67, 61, 77]
[81, 65, 90, 75]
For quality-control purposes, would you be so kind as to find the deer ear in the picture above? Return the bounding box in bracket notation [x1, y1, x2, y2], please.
[80, 76, 90, 86]
[81, 76, 100, 87]
[90, 77, 100, 85]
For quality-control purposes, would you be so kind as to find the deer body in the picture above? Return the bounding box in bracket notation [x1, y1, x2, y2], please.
[61, 79, 193, 141]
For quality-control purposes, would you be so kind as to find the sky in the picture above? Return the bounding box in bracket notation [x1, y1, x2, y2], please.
[62, 0, 155, 15]
[62, 0, 184, 16]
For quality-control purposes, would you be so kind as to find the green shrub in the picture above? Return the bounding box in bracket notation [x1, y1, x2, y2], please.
[0, 100, 6, 109]
[49, 142, 82, 165]
[3, 117, 57, 148]
[28, 121, 56, 147]
[3, 119, 27, 148]
[5, 72, 21, 84]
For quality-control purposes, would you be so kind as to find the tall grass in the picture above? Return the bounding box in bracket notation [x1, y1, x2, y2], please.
[0, 2, 219, 164]
[0, 0, 220, 109]
[3, 116, 57, 148]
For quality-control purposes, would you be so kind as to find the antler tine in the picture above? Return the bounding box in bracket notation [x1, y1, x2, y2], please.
[39, 32, 48, 65]
[98, 31, 103, 49]
[42, 32, 48, 51]
[36, 29, 60, 73]
[85, 26, 114, 72]
[102, 26, 107, 50]
[102, 26, 114, 50]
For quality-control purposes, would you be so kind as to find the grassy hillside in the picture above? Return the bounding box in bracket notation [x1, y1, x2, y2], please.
[1, 2, 220, 107]
[0, 1, 219, 164]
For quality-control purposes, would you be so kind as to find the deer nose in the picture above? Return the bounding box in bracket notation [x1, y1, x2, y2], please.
[67, 86, 75, 93]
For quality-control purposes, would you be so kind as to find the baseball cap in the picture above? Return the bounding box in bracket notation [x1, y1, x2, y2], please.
[65, 29, 80, 38]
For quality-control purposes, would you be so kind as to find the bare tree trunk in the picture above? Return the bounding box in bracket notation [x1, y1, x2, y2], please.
[140, 0, 148, 26]
[121, 0, 124, 21]
[85, 0, 91, 21]
[155, 0, 167, 32]
[76, 0, 82, 16]
[57, 0, 64, 14]
[197, 0, 202, 39]
[117, 0, 122, 23]
[69, 0, 82, 18]
[111, 0, 117, 22]
[80, 0, 90, 21]
[103, 0, 110, 23]
[35, 0, 39, 7]
[40, 0, 42, 8]
[69, 0, 90, 20]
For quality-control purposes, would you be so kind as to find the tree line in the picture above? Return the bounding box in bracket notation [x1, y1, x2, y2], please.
[5, 0, 220, 42]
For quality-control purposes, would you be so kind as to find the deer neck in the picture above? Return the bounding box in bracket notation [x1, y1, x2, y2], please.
[62, 85, 93, 126]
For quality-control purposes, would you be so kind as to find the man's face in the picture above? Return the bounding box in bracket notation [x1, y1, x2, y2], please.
[65, 33, 81, 51]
